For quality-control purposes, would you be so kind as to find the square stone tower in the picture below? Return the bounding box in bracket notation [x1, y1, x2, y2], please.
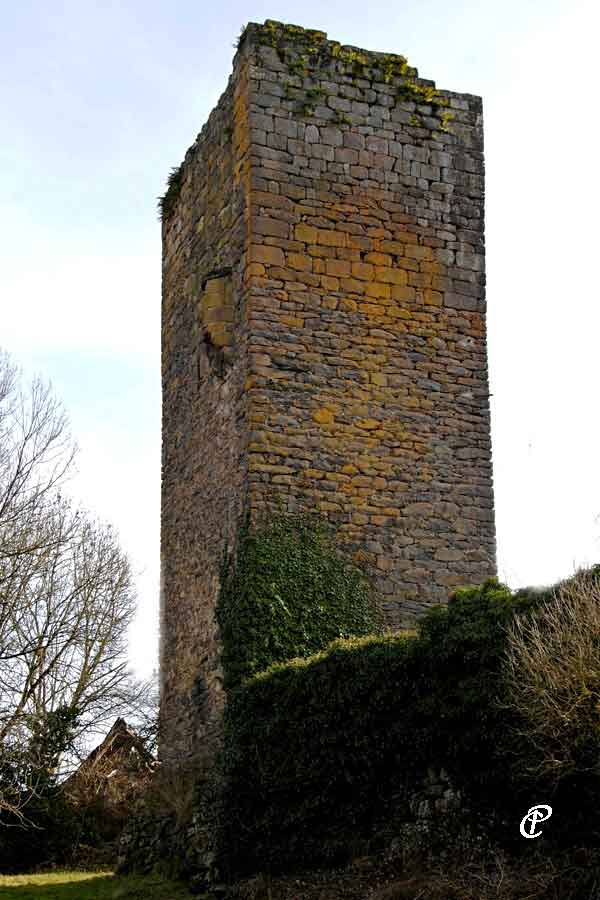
[160, 20, 496, 764]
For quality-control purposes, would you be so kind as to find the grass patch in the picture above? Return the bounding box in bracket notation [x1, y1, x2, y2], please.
[0, 872, 193, 900]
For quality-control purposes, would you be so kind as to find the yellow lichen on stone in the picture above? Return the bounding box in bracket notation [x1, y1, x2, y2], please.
[313, 408, 335, 425]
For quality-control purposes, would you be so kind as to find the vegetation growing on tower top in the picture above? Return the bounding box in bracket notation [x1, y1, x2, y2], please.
[247, 19, 453, 130]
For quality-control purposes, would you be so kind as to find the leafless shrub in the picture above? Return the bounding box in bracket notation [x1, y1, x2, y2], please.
[503, 567, 600, 781]
[423, 850, 551, 899]
[423, 847, 600, 900]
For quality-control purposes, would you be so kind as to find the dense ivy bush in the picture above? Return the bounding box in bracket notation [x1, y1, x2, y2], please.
[216, 513, 380, 688]
[218, 579, 561, 877]
[220, 632, 421, 875]
[414, 578, 545, 798]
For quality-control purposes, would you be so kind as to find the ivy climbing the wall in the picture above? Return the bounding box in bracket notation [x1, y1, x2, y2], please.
[216, 512, 380, 690]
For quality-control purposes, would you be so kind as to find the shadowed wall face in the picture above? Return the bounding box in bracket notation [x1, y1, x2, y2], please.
[160, 20, 495, 764]
[159, 56, 252, 764]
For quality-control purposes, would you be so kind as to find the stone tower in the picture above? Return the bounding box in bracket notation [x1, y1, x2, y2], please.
[160, 20, 495, 764]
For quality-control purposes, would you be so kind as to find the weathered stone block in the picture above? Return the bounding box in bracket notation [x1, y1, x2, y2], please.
[320, 126, 343, 146]
[251, 215, 290, 238]
[249, 244, 286, 266]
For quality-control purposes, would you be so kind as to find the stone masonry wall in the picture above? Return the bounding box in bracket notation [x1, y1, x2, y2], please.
[160, 20, 496, 764]
[118, 766, 463, 884]
[243, 22, 495, 625]
[159, 49, 252, 763]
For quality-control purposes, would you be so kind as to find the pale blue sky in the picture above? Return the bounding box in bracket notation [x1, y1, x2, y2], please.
[2, 0, 598, 676]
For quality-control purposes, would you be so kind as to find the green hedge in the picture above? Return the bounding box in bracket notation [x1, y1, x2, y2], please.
[217, 513, 379, 689]
[218, 579, 552, 876]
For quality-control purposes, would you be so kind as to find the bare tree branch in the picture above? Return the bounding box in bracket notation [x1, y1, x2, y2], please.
[0, 349, 153, 822]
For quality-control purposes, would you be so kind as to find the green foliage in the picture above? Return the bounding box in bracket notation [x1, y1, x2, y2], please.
[414, 580, 543, 795]
[218, 578, 555, 877]
[289, 58, 308, 78]
[439, 110, 455, 132]
[0, 705, 81, 866]
[27, 706, 80, 785]
[333, 110, 352, 126]
[380, 55, 409, 83]
[395, 78, 454, 134]
[254, 22, 415, 112]
[251, 21, 454, 136]
[0, 706, 122, 873]
[305, 86, 325, 103]
[0, 709, 75, 810]
[217, 513, 379, 690]
[220, 632, 421, 875]
[157, 164, 184, 223]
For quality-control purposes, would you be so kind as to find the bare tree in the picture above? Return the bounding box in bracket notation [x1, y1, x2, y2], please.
[0, 349, 76, 560]
[504, 567, 600, 781]
[0, 350, 154, 822]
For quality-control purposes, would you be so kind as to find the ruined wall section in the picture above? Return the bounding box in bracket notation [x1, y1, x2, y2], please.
[243, 22, 495, 626]
[160, 47, 253, 764]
